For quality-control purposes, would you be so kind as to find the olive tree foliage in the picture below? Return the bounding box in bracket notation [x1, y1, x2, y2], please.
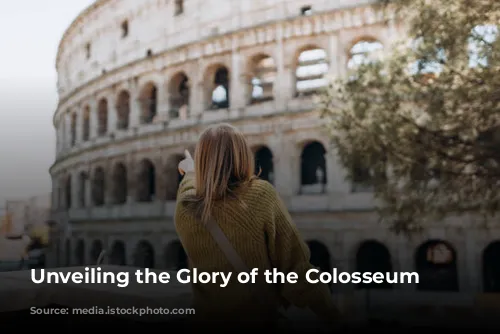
[318, 0, 500, 234]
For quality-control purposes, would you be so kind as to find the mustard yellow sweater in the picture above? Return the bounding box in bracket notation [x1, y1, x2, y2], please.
[174, 174, 339, 324]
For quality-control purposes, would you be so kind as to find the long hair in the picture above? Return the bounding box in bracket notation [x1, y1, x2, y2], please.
[183, 123, 256, 223]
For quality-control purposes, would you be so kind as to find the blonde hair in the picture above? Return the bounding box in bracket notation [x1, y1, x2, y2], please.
[183, 123, 256, 223]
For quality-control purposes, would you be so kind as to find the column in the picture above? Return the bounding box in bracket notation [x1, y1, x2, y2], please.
[107, 94, 117, 134]
[129, 79, 141, 128]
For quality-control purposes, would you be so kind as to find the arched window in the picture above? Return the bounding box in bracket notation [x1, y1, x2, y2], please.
[112, 163, 127, 204]
[78, 171, 87, 207]
[415, 240, 458, 291]
[82, 106, 90, 141]
[136, 159, 156, 202]
[89, 240, 103, 265]
[139, 83, 158, 124]
[116, 90, 130, 130]
[165, 154, 185, 201]
[295, 47, 328, 96]
[134, 240, 155, 268]
[300, 141, 327, 194]
[483, 241, 500, 292]
[254, 146, 274, 184]
[169, 72, 190, 120]
[208, 66, 230, 110]
[110, 240, 127, 266]
[91, 167, 105, 207]
[347, 39, 383, 70]
[249, 55, 276, 103]
[97, 98, 108, 136]
[164, 240, 188, 270]
[70, 113, 77, 146]
[356, 241, 393, 289]
[65, 175, 72, 209]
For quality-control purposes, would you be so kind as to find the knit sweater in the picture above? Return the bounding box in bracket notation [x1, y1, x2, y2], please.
[174, 173, 339, 325]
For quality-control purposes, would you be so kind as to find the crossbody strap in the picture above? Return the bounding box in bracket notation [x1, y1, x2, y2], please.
[204, 217, 284, 316]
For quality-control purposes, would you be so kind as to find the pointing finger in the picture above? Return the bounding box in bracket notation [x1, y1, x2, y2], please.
[184, 149, 192, 159]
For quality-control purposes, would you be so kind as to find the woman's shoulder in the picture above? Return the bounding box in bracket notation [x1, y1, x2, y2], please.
[247, 178, 277, 199]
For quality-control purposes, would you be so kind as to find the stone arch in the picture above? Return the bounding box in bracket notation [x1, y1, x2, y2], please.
[78, 171, 87, 207]
[248, 53, 276, 104]
[116, 90, 130, 130]
[89, 240, 103, 264]
[133, 240, 155, 268]
[415, 239, 458, 291]
[139, 82, 158, 124]
[91, 167, 105, 207]
[253, 145, 274, 184]
[64, 174, 72, 209]
[82, 105, 90, 141]
[109, 240, 127, 266]
[168, 71, 190, 120]
[75, 239, 85, 265]
[204, 64, 230, 110]
[347, 37, 384, 70]
[355, 240, 393, 289]
[306, 240, 331, 272]
[295, 45, 329, 96]
[164, 240, 188, 270]
[70, 112, 77, 146]
[136, 159, 156, 202]
[112, 162, 127, 204]
[300, 141, 327, 194]
[483, 241, 500, 292]
[165, 153, 184, 200]
[97, 98, 108, 136]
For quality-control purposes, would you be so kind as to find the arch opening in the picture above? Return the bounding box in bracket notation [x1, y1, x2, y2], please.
[483, 241, 500, 292]
[136, 159, 156, 202]
[295, 47, 328, 96]
[97, 98, 108, 136]
[355, 240, 393, 289]
[91, 167, 105, 206]
[90, 240, 103, 265]
[165, 154, 184, 200]
[78, 171, 87, 207]
[249, 54, 276, 104]
[300, 141, 327, 194]
[109, 240, 127, 266]
[209, 66, 230, 110]
[112, 163, 128, 205]
[169, 72, 190, 120]
[64, 175, 72, 209]
[139, 83, 158, 124]
[415, 240, 458, 291]
[164, 240, 188, 270]
[82, 106, 90, 141]
[133, 241, 155, 268]
[347, 39, 384, 70]
[70, 113, 77, 147]
[75, 239, 85, 266]
[254, 146, 274, 184]
[117, 90, 130, 130]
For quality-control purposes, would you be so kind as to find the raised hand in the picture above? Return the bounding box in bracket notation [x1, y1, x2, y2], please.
[178, 149, 194, 175]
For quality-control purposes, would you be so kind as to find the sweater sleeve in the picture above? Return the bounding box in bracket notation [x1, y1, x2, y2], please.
[176, 172, 195, 201]
[262, 183, 341, 323]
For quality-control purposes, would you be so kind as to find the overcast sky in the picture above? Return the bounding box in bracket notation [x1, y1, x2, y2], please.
[0, 0, 94, 206]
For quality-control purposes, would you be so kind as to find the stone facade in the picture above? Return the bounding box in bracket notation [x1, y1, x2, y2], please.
[48, 0, 500, 295]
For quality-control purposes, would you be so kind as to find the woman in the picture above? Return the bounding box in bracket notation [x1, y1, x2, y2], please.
[175, 123, 340, 330]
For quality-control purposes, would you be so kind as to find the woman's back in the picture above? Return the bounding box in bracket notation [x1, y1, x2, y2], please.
[174, 123, 339, 328]
[175, 177, 282, 320]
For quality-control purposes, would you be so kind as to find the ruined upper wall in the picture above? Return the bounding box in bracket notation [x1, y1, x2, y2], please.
[56, 0, 376, 99]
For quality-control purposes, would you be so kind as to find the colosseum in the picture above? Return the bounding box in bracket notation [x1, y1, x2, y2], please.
[47, 0, 500, 302]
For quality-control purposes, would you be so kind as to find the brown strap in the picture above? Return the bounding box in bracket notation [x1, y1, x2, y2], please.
[204, 217, 285, 318]
[205, 218, 250, 273]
